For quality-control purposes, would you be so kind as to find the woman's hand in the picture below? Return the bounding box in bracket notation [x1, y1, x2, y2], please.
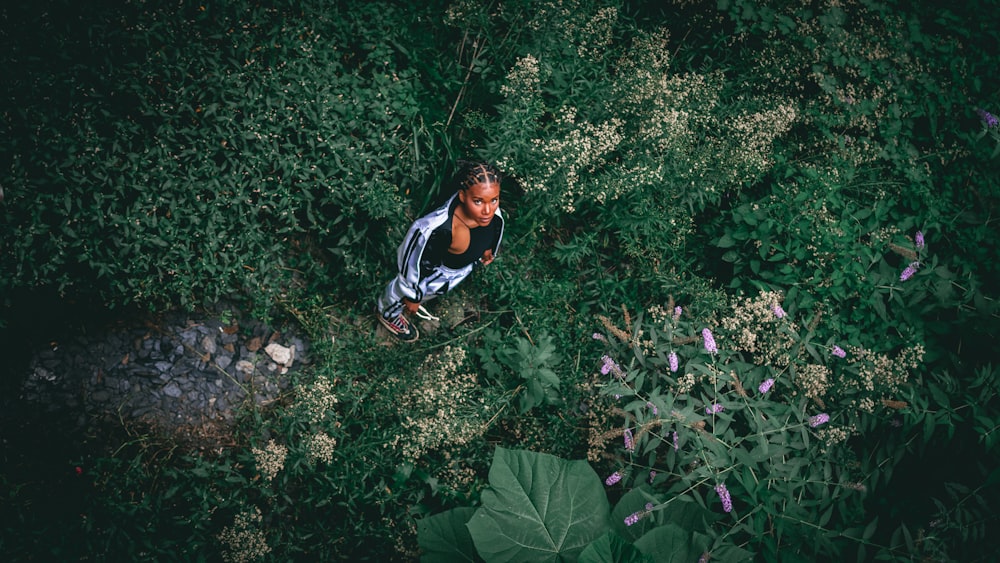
[480, 249, 495, 266]
[403, 299, 420, 314]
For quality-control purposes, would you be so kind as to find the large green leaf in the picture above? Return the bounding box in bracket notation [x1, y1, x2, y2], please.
[578, 532, 654, 563]
[467, 447, 611, 562]
[417, 507, 482, 563]
[633, 525, 709, 563]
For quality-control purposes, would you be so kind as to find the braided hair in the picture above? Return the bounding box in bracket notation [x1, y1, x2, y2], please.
[458, 161, 502, 191]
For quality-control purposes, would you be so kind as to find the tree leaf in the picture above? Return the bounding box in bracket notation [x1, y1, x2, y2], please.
[467, 447, 611, 562]
[416, 507, 481, 563]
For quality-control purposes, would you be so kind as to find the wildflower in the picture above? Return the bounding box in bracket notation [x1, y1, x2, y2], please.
[702, 328, 718, 354]
[914, 231, 925, 251]
[646, 401, 658, 415]
[758, 378, 775, 394]
[900, 261, 920, 281]
[809, 413, 830, 427]
[772, 304, 785, 319]
[668, 351, 679, 372]
[74, 466, 83, 475]
[649, 470, 657, 482]
[623, 428, 635, 452]
[625, 502, 656, 526]
[672, 431, 679, 451]
[715, 483, 733, 513]
[600, 355, 622, 376]
[605, 471, 622, 486]
[832, 345, 846, 358]
[705, 403, 724, 415]
[976, 107, 999, 128]
[592, 332, 606, 341]
[673, 306, 683, 320]
[698, 553, 711, 563]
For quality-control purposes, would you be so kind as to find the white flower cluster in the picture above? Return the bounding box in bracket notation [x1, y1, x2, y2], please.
[720, 291, 797, 367]
[218, 506, 271, 563]
[389, 346, 492, 461]
[252, 439, 287, 483]
[294, 375, 339, 424]
[306, 431, 338, 465]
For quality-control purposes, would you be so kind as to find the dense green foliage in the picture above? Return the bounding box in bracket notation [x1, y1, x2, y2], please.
[2, 0, 999, 561]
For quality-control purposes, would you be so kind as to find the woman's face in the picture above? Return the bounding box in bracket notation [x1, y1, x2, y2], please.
[458, 181, 500, 226]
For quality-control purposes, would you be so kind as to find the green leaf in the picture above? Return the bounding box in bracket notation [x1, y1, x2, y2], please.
[578, 532, 653, 563]
[416, 507, 481, 563]
[467, 447, 611, 562]
[633, 525, 709, 563]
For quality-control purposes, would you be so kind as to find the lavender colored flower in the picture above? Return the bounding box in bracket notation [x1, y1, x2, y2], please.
[645, 502, 654, 511]
[600, 355, 621, 376]
[672, 431, 679, 451]
[702, 328, 718, 354]
[705, 403, 724, 415]
[592, 332, 606, 341]
[900, 261, 920, 282]
[914, 231, 925, 251]
[624, 511, 642, 526]
[809, 413, 830, 428]
[758, 378, 775, 394]
[772, 304, 786, 319]
[698, 553, 710, 563]
[673, 306, 683, 320]
[646, 401, 658, 415]
[668, 351, 679, 373]
[976, 107, 999, 128]
[623, 428, 635, 452]
[649, 470, 657, 483]
[715, 483, 733, 513]
[605, 471, 622, 486]
[832, 345, 846, 359]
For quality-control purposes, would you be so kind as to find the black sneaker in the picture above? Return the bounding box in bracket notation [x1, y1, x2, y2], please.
[377, 313, 419, 342]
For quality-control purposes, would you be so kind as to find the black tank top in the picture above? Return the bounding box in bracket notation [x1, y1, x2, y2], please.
[442, 217, 496, 268]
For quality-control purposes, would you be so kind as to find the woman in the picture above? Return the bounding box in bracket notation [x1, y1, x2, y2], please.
[376, 162, 505, 341]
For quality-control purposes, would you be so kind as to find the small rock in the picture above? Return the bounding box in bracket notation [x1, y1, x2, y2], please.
[265, 343, 293, 366]
[216, 354, 232, 370]
[246, 336, 262, 352]
[235, 360, 255, 376]
[201, 334, 217, 356]
[163, 382, 183, 398]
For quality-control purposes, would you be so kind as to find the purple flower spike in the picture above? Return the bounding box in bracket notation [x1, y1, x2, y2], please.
[600, 355, 622, 377]
[759, 378, 775, 394]
[772, 304, 786, 319]
[592, 332, 606, 341]
[605, 471, 622, 486]
[705, 403, 724, 415]
[672, 431, 679, 451]
[832, 345, 846, 358]
[976, 107, 999, 128]
[900, 261, 920, 282]
[715, 483, 733, 513]
[668, 351, 679, 373]
[623, 428, 635, 452]
[624, 511, 642, 526]
[702, 328, 718, 354]
[646, 401, 658, 415]
[915, 231, 925, 251]
[673, 306, 683, 320]
[809, 413, 830, 427]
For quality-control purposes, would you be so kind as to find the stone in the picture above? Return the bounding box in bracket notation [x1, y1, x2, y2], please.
[235, 360, 255, 376]
[265, 343, 293, 366]
[163, 382, 183, 398]
[201, 334, 217, 356]
[246, 336, 262, 352]
[216, 354, 232, 370]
